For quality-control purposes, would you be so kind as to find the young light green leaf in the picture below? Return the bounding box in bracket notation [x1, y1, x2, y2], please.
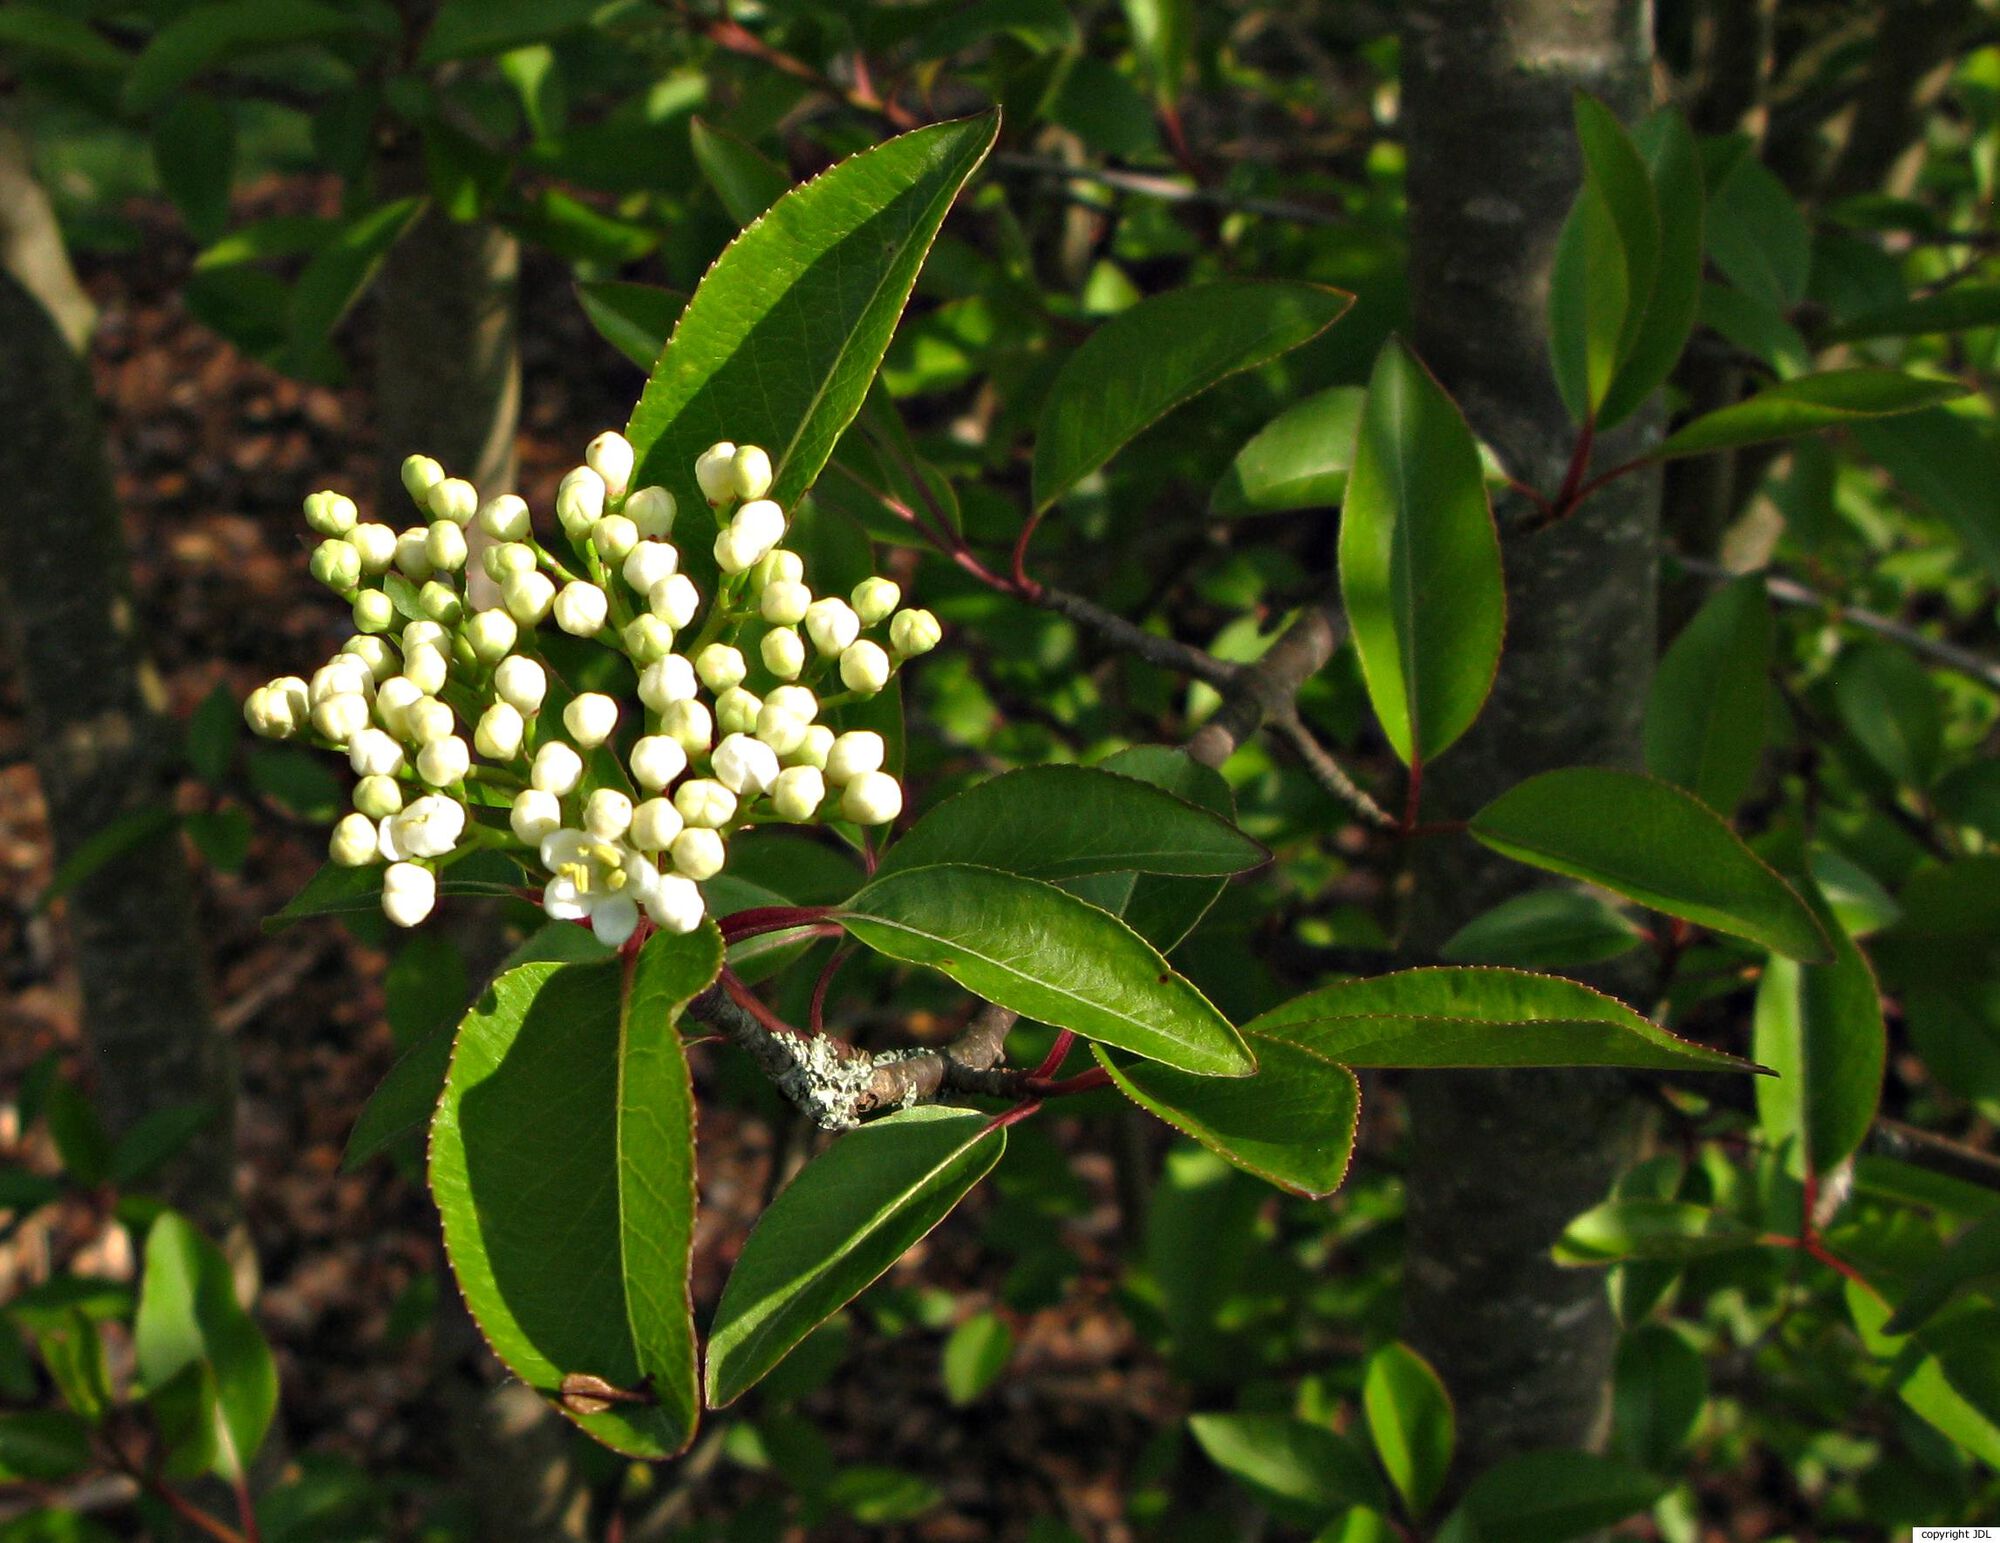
[1884, 1213, 2000, 1335]
[1612, 1323, 1707, 1469]
[1548, 181, 1630, 422]
[1825, 284, 2000, 342]
[134, 1213, 277, 1482]
[1032, 279, 1351, 511]
[1363, 1342, 1455, 1518]
[1241, 966, 1758, 1074]
[124, 0, 385, 114]
[1657, 370, 1969, 460]
[575, 280, 682, 369]
[1189, 1413, 1384, 1521]
[1338, 337, 1504, 767]
[1468, 768, 1829, 961]
[876, 764, 1267, 883]
[1094, 1031, 1359, 1197]
[1439, 889, 1643, 971]
[626, 113, 999, 527]
[1449, 1450, 1666, 1543]
[429, 926, 722, 1456]
[1121, 0, 1193, 107]
[1643, 574, 1772, 814]
[1210, 384, 1365, 516]
[1831, 641, 1941, 789]
[841, 864, 1253, 1076]
[706, 1106, 1005, 1408]
[940, 1311, 1014, 1406]
[1596, 109, 1704, 429]
[1552, 1199, 1757, 1265]
[689, 117, 790, 226]
[1572, 94, 1659, 379]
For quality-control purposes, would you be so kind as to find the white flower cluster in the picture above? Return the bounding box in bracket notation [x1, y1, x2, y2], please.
[244, 433, 941, 939]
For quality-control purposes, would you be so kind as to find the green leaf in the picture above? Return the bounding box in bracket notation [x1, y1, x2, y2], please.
[877, 764, 1266, 883]
[134, 1213, 277, 1481]
[109, 1102, 215, 1187]
[1243, 966, 1758, 1074]
[1568, 94, 1660, 416]
[124, 0, 385, 115]
[1450, 1450, 1666, 1543]
[1120, 0, 1193, 107]
[627, 113, 999, 535]
[1363, 1343, 1455, 1518]
[0, 6, 128, 71]
[1853, 409, 2000, 586]
[152, 96, 235, 245]
[840, 864, 1253, 1076]
[287, 198, 428, 367]
[419, 0, 603, 62]
[706, 1106, 1005, 1407]
[940, 1311, 1014, 1406]
[343, 1021, 453, 1170]
[1338, 337, 1504, 767]
[1210, 385, 1365, 516]
[1468, 768, 1829, 961]
[1032, 279, 1351, 511]
[1831, 641, 1941, 789]
[1706, 151, 1810, 310]
[575, 280, 681, 370]
[1596, 109, 1704, 428]
[505, 188, 656, 266]
[1552, 1199, 1758, 1265]
[1825, 284, 2000, 342]
[0, 1411, 92, 1482]
[1657, 370, 1969, 460]
[1095, 1031, 1359, 1197]
[1754, 923, 1887, 1178]
[1850, 1286, 2000, 1467]
[690, 117, 790, 226]
[1885, 1213, 2000, 1335]
[1188, 1412, 1385, 1522]
[1548, 181, 1630, 422]
[1612, 1323, 1707, 1468]
[429, 926, 722, 1456]
[1643, 574, 1771, 814]
[1439, 889, 1643, 971]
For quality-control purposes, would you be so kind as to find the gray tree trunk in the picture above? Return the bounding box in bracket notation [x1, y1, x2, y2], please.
[1397, 0, 1660, 1486]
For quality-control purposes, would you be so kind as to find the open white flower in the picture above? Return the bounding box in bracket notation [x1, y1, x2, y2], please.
[538, 829, 658, 945]
[377, 793, 467, 861]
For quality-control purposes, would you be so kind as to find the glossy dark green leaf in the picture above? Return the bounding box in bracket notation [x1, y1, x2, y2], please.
[706, 1106, 1005, 1407]
[1439, 889, 1643, 970]
[124, 0, 385, 114]
[287, 198, 427, 364]
[1210, 385, 1365, 516]
[575, 280, 682, 370]
[1657, 370, 1968, 460]
[1706, 151, 1810, 310]
[419, 0, 603, 62]
[1553, 1199, 1757, 1265]
[1363, 1342, 1455, 1517]
[1032, 280, 1350, 510]
[0, 1411, 92, 1481]
[1754, 913, 1887, 1178]
[1450, 1450, 1666, 1543]
[429, 925, 722, 1456]
[1597, 109, 1704, 428]
[627, 113, 998, 528]
[1469, 768, 1829, 961]
[1189, 1412, 1385, 1521]
[0, 6, 128, 71]
[1338, 337, 1504, 766]
[1849, 1287, 2000, 1468]
[1562, 93, 1661, 424]
[1643, 574, 1771, 814]
[1244, 966, 1757, 1074]
[1885, 1213, 2000, 1335]
[1825, 283, 2000, 341]
[841, 864, 1253, 1076]
[690, 117, 789, 226]
[940, 1311, 1013, 1406]
[343, 1022, 453, 1171]
[1549, 180, 1629, 422]
[152, 96, 235, 245]
[1831, 641, 1941, 789]
[1613, 1323, 1706, 1468]
[877, 764, 1266, 883]
[1853, 409, 2000, 586]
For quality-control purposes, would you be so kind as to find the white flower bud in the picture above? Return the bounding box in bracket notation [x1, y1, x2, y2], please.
[418, 580, 462, 624]
[592, 514, 639, 562]
[427, 477, 478, 526]
[556, 467, 606, 536]
[531, 740, 584, 795]
[352, 590, 397, 634]
[695, 442, 738, 504]
[349, 727, 406, 778]
[493, 655, 547, 715]
[310, 539, 361, 592]
[711, 733, 780, 797]
[638, 655, 698, 710]
[243, 686, 285, 738]
[485, 540, 537, 582]
[312, 693, 370, 743]
[889, 607, 942, 657]
[804, 597, 861, 657]
[623, 614, 676, 664]
[503, 570, 555, 626]
[382, 862, 437, 927]
[586, 431, 636, 499]
[379, 793, 466, 860]
[403, 620, 448, 653]
[659, 698, 713, 753]
[510, 788, 562, 844]
[304, 490, 358, 536]
[649, 574, 700, 629]
[622, 540, 679, 593]
[825, 729, 885, 785]
[731, 444, 774, 501]
[754, 703, 810, 757]
[789, 723, 835, 769]
[771, 765, 825, 822]
[401, 454, 445, 503]
[761, 626, 806, 680]
[764, 685, 817, 722]
[478, 494, 532, 541]
[347, 522, 398, 574]
[646, 873, 706, 933]
[584, 788, 633, 840]
[759, 581, 812, 626]
[732, 498, 786, 553]
[629, 734, 688, 792]
[395, 528, 434, 581]
[271, 675, 310, 723]
[714, 526, 765, 575]
[629, 797, 684, 852]
[851, 577, 901, 625]
[714, 686, 762, 736]
[694, 644, 746, 692]
[841, 769, 903, 825]
[402, 696, 456, 746]
[839, 639, 892, 695]
[553, 581, 609, 637]
[475, 702, 525, 761]
[674, 777, 737, 828]
[563, 692, 619, 749]
[311, 657, 372, 705]
[417, 734, 471, 786]
[757, 550, 805, 587]
[625, 485, 676, 537]
[342, 635, 397, 682]
[374, 676, 422, 735]
[464, 608, 518, 664]
[672, 826, 726, 881]
[402, 643, 448, 696]
[330, 812, 379, 867]
[425, 521, 469, 573]
[354, 774, 403, 819]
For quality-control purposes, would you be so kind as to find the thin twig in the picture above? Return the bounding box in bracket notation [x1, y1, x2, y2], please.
[1035, 584, 1239, 687]
[1268, 709, 1396, 828]
[1185, 599, 1348, 770]
[990, 152, 1347, 227]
